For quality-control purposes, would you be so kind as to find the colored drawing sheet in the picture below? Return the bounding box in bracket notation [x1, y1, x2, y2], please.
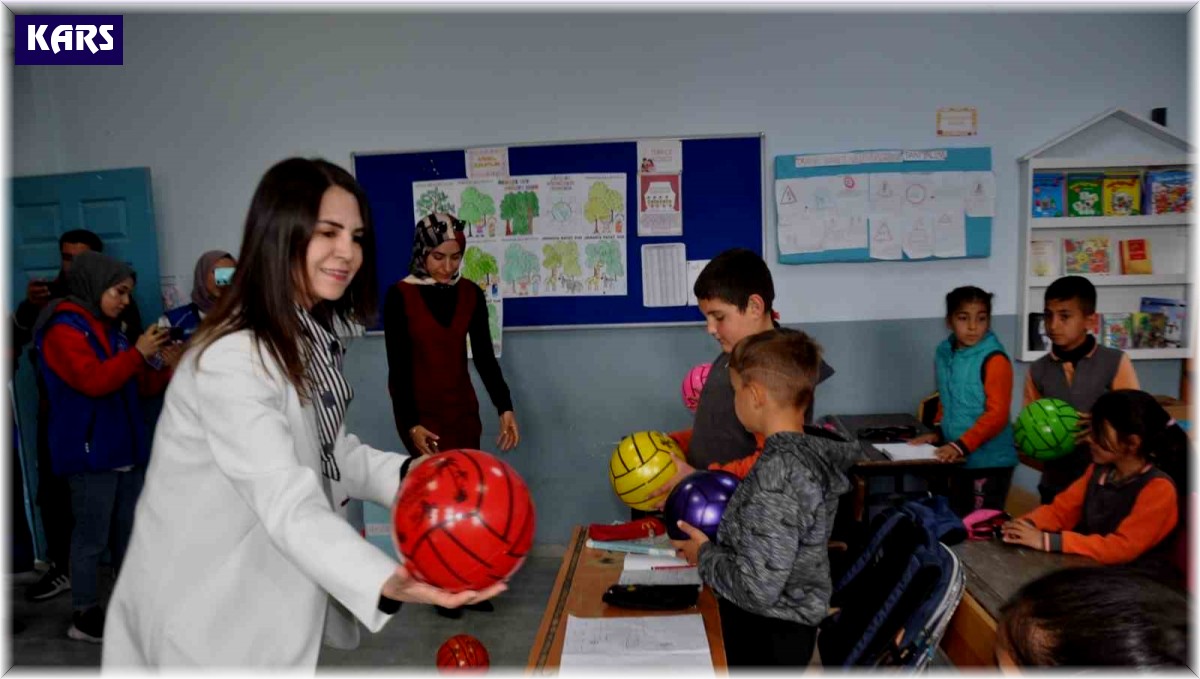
[412, 173, 628, 298]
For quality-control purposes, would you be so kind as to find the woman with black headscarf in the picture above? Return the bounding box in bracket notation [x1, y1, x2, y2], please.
[383, 212, 520, 618]
[32, 250, 173, 643]
[157, 249, 236, 344]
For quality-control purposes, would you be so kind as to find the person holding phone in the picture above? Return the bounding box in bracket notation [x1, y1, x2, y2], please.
[155, 251, 237, 360]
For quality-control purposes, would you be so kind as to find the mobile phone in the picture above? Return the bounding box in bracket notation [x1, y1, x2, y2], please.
[213, 266, 235, 288]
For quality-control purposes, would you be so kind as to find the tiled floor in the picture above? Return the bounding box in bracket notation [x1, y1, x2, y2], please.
[7, 555, 562, 671]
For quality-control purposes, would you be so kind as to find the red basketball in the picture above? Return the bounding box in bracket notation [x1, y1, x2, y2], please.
[393, 449, 535, 593]
[436, 634, 490, 671]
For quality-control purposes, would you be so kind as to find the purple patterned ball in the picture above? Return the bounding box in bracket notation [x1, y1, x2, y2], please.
[664, 470, 740, 541]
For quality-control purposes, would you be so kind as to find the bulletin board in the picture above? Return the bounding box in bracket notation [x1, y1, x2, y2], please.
[352, 134, 764, 329]
[773, 146, 993, 265]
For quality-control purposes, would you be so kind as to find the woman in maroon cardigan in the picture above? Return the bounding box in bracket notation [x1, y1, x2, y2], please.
[383, 212, 520, 617]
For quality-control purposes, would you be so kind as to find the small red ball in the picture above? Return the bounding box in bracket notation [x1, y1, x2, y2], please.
[436, 634, 490, 671]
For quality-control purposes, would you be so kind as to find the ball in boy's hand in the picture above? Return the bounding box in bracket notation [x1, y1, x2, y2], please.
[664, 470, 739, 541]
[609, 431, 681, 511]
[1014, 398, 1081, 461]
[436, 634, 489, 671]
[681, 363, 712, 412]
[393, 449, 535, 593]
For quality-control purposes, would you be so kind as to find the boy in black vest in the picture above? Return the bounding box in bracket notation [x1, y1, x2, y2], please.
[1023, 276, 1139, 504]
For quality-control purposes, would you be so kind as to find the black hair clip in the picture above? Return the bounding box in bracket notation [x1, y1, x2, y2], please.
[857, 425, 918, 443]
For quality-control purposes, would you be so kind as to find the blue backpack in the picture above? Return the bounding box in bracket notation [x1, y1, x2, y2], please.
[818, 499, 966, 668]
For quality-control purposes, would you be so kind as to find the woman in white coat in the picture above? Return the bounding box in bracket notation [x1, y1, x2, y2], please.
[102, 158, 505, 668]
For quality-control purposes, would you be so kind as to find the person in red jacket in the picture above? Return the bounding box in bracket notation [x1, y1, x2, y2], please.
[32, 251, 177, 643]
[1001, 389, 1187, 568]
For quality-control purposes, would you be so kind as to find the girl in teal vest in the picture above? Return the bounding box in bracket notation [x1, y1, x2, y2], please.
[911, 286, 1017, 515]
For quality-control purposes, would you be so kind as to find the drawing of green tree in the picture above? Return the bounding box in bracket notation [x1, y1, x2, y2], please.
[583, 182, 623, 234]
[458, 187, 495, 234]
[500, 191, 540, 236]
[502, 244, 539, 294]
[461, 247, 499, 291]
[586, 240, 624, 280]
[542, 241, 582, 289]
[415, 187, 455, 220]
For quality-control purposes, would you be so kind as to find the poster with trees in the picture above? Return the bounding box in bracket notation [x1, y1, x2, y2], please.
[411, 172, 626, 298]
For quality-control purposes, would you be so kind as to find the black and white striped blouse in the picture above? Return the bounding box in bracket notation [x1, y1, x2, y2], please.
[296, 307, 352, 482]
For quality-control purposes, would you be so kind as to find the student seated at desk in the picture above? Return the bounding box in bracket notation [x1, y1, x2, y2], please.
[1001, 390, 1185, 566]
[670, 329, 858, 667]
[647, 249, 834, 509]
[908, 286, 1017, 516]
[996, 566, 1189, 668]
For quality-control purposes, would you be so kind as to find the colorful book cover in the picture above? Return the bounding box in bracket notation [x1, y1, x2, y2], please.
[1032, 172, 1065, 217]
[1101, 313, 1132, 350]
[1140, 297, 1187, 348]
[1118, 238, 1153, 274]
[1067, 173, 1104, 217]
[1029, 239, 1060, 277]
[1146, 169, 1191, 214]
[1130, 312, 1169, 349]
[1102, 174, 1141, 216]
[1063, 237, 1111, 274]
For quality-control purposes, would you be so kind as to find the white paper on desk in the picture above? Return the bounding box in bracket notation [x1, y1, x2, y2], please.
[874, 442, 940, 462]
[560, 614, 713, 671]
[619, 568, 703, 586]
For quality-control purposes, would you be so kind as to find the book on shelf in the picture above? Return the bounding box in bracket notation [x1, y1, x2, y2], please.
[1032, 172, 1065, 217]
[1131, 312, 1170, 349]
[1118, 238, 1153, 275]
[1063, 237, 1111, 275]
[1029, 239, 1060, 277]
[1102, 174, 1142, 216]
[1101, 313, 1132, 350]
[1028, 313, 1050, 351]
[1140, 297, 1187, 348]
[1146, 168, 1191, 215]
[1067, 173, 1104, 217]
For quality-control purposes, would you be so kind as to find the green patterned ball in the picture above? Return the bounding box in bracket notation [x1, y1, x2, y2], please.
[1014, 398, 1081, 461]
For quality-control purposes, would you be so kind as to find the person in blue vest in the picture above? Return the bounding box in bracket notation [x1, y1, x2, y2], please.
[32, 251, 175, 643]
[909, 286, 1017, 516]
[156, 250, 236, 346]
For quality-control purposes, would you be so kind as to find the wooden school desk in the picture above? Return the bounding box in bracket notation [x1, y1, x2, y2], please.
[824, 413, 963, 522]
[526, 526, 728, 673]
[939, 539, 1097, 666]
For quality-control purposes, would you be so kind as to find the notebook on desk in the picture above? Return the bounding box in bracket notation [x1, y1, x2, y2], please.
[874, 442, 940, 462]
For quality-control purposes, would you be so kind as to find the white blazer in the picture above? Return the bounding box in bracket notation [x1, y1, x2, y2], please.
[101, 330, 407, 668]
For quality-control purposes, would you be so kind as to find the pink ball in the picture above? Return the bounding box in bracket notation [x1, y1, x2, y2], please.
[681, 363, 712, 412]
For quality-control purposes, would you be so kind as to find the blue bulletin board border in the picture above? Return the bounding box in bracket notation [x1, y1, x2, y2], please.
[773, 146, 992, 265]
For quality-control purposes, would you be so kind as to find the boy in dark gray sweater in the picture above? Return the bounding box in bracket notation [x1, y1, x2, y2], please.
[671, 328, 859, 667]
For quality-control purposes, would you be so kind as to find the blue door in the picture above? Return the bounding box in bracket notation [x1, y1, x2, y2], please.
[10, 167, 161, 559]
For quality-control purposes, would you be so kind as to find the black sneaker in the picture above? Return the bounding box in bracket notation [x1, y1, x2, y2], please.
[26, 567, 70, 602]
[435, 605, 464, 619]
[67, 607, 104, 644]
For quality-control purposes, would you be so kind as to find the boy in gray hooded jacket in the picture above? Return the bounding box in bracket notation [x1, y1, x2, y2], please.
[671, 328, 860, 667]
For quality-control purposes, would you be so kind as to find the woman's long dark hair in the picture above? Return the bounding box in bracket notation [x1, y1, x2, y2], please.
[191, 158, 377, 398]
[999, 566, 1190, 667]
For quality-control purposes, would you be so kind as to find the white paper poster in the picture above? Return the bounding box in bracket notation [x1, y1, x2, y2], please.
[686, 259, 709, 306]
[639, 173, 683, 237]
[932, 210, 967, 258]
[963, 171, 996, 217]
[637, 139, 683, 174]
[413, 174, 628, 298]
[868, 214, 904, 260]
[466, 146, 509, 179]
[641, 243, 688, 308]
[904, 213, 934, 259]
